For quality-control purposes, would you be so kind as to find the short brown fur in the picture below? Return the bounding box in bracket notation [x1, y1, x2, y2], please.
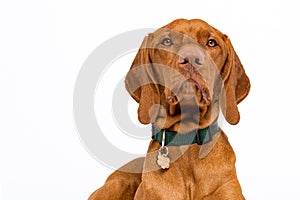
[89, 18, 250, 200]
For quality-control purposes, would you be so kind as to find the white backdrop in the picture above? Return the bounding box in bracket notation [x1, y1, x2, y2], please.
[1, 0, 300, 199]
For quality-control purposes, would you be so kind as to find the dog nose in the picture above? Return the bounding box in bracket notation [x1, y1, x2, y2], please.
[178, 44, 204, 72]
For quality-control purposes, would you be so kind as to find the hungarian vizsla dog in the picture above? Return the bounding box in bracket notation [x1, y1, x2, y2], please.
[89, 18, 250, 200]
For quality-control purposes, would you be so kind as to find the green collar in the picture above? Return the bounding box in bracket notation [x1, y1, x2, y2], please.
[151, 121, 219, 146]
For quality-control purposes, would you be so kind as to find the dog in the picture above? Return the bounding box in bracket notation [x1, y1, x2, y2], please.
[89, 18, 250, 200]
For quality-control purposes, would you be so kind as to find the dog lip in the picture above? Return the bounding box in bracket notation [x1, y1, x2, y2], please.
[175, 79, 200, 95]
[167, 94, 178, 104]
[167, 78, 211, 106]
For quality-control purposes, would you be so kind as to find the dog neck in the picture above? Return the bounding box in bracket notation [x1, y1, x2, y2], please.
[153, 99, 220, 133]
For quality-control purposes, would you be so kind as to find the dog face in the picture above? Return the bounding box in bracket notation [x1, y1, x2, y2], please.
[125, 19, 250, 133]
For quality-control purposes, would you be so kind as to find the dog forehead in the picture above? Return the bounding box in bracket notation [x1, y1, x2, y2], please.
[150, 19, 222, 44]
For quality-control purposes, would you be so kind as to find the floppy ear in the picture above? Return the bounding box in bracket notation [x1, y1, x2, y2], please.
[125, 36, 160, 124]
[221, 35, 250, 125]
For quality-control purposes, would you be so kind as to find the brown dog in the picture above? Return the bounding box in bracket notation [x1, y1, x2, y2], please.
[89, 18, 250, 200]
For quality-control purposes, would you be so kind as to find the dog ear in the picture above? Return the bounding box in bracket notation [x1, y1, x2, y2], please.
[221, 35, 250, 125]
[125, 36, 160, 124]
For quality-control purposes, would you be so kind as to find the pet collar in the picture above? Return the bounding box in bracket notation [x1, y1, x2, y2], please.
[152, 121, 219, 146]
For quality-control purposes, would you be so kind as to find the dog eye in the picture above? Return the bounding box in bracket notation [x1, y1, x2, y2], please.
[161, 38, 173, 46]
[207, 39, 218, 47]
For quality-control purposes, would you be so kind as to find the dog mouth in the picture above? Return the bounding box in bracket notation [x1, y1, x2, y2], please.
[167, 78, 211, 107]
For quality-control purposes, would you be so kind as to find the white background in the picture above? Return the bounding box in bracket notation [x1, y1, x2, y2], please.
[1, 0, 300, 199]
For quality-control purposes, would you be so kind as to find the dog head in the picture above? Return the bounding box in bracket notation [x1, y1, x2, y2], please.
[125, 19, 250, 133]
